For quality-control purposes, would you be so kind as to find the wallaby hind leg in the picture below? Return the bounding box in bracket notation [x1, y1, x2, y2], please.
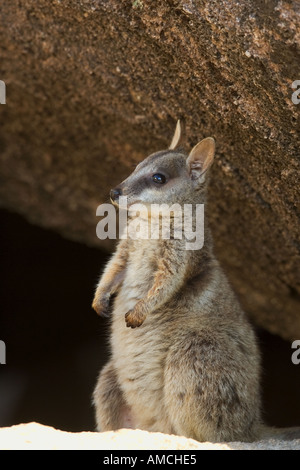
[93, 361, 135, 431]
[164, 336, 260, 442]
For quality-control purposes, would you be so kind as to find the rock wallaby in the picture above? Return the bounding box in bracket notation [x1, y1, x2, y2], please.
[92, 121, 262, 442]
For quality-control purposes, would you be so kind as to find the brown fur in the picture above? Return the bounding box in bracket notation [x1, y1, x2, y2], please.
[92, 122, 262, 442]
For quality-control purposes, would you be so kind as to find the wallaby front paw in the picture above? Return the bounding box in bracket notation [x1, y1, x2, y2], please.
[92, 292, 112, 318]
[125, 308, 146, 328]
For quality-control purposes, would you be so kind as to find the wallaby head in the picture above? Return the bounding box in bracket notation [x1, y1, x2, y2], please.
[110, 121, 215, 208]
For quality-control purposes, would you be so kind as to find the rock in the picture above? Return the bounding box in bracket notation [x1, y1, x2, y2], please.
[0, 423, 300, 450]
[0, 0, 299, 341]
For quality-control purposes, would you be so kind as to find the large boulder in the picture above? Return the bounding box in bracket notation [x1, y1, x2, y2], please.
[0, 0, 299, 340]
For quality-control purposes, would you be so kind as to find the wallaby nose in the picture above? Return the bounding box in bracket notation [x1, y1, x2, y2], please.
[110, 187, 122, 201]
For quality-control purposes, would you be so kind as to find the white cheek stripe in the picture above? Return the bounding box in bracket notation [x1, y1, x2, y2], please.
[137, 187, 161, 202]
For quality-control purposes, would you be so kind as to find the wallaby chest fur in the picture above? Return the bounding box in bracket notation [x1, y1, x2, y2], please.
[92, 122, 262, 442]
[111, 239, 174, 432]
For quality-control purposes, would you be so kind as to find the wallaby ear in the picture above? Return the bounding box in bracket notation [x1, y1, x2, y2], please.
[169, 120, 182, 150]
[186, 137, 215, 180]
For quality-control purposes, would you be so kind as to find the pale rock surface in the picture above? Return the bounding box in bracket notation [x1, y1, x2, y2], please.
[0, 423, 300, 450]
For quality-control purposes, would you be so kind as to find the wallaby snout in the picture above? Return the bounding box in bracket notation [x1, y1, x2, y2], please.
[110, 187, 122, 202]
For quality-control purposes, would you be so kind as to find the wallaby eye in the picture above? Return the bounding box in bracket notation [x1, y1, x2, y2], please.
[152, 173, 166, 184]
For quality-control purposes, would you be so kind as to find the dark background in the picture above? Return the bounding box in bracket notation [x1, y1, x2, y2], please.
[0, 208, 299, 431]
